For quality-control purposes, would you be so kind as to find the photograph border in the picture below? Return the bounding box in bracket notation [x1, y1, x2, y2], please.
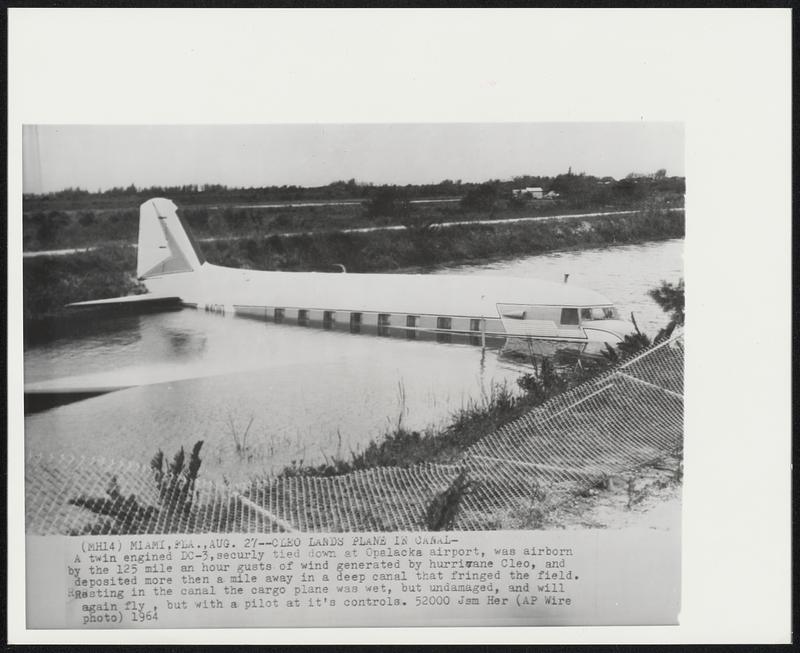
[7, 8, 791, 645]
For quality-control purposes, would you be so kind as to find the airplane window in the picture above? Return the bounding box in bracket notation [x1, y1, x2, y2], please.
[350, 312, 362, 334]
[580, 307, 618, 321]
[469, 318, 483, 346]
[378, 313, 391, 337]
[560, 308, 579, 325]
[406, 315, 418, 340]
[436, 317, 452, 343]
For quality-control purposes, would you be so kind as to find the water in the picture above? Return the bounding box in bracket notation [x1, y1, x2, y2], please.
[435, 238, 684, 336]
[24, 239, 683, 481]
[24, 314, 525, 481]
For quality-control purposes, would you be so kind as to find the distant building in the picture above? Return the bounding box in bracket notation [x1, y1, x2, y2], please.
[512, 186, 544, 200]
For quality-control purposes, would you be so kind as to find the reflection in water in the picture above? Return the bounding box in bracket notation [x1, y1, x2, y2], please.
[499, 336, 592, 367]
[166, 328, 207, 356]
[24, 239, 683, 482]
[24, 313, 145, 350]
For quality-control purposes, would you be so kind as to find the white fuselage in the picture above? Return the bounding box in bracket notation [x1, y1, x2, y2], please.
[143, 262, 635, 349]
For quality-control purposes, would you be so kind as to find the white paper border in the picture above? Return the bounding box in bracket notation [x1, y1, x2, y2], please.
[7, 8, 791, 644]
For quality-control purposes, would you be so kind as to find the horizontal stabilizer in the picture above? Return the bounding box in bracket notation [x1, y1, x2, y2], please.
[66, 294, 182, 308]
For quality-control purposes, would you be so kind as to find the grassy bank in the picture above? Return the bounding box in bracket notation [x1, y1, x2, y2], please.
[22, 206, 684, 324]
[23, 246, 144, 341]
[282, 383, 526, 477]
[23, 196, 683, 252]
[280, 359, 587, 478]
[201, 204, 684, 273]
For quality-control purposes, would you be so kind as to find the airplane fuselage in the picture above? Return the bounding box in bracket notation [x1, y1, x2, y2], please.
[143, 261, 635, 351]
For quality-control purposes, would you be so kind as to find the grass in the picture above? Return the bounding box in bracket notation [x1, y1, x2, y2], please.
[193, 205, 683, 276]
[22, 190, 684, 252]
[502, 481, 556, 530]
[226, 414, 255, 462]
[23, 245, 143, 322]
[200, 203, 684, 274]
[280, 381, 521, 477]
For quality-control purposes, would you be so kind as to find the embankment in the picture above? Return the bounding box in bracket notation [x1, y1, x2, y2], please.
[200, 207, 684, 272]
[23, 246, 143, 342]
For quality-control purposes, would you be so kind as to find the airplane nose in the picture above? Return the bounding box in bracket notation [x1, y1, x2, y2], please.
[615, 319, 639, 337]
[582, 319, 638, 344]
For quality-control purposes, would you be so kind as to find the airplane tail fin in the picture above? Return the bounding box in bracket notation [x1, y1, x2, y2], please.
[137, 198, 206, 279]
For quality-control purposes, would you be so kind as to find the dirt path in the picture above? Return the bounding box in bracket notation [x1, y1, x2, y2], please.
[545, 460, 682, 530]
[490, 455, 683, 531]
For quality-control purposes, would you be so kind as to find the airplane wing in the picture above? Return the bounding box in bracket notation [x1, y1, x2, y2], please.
[66, 294, 183, 309]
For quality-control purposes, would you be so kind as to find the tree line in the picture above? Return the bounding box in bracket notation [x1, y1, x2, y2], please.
[24, 170, 685, 210]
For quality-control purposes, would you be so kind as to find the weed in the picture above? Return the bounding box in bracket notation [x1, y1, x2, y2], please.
[151, 440, 204, 520]
[68, 440, 204, 534]
[525, 482, 552, 529]
[673, 458, 684, 483]
[395, 380, 407, 432]
[424, 469, 474, 531]
[497, 481, 556, 529]
[227, 414, 255, 462]
[625, 477, 651, 510]
[516, 356, 567, 404]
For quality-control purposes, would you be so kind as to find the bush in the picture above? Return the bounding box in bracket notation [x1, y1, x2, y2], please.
[365, 187, 410, 218]
[649, 279, 684, 326]
[68, 441, 204, 535]
[516, 358, 566, 404]
[23, 246, 141, 321]
[460, 183, 499, 212]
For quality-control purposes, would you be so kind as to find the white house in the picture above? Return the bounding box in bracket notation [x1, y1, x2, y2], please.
[512, 186, 544, 199]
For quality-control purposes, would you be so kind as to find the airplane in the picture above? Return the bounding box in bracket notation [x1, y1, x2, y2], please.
[67, 197, 637, 355]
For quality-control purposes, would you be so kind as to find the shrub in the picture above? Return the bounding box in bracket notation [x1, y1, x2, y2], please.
[68, 441, 204, 535]
[424, 470, 473, 531]
[460, 183, 499, 211]
[365, 187, 410, 218]
[649, 279, 685, 327]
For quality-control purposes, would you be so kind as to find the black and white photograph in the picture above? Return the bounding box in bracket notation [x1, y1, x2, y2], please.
[22, 122, 685, 531]
[20, 122, 686, 628]
[8, 8, 791, 645]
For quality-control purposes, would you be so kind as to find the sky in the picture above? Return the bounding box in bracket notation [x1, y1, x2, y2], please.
[22, 123, 684, 194]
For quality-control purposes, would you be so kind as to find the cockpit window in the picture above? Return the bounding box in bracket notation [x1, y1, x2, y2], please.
[580, 307, 620, 321]
[560, 308, 579, 325]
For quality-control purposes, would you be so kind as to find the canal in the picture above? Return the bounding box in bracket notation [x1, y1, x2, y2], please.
[23, 238, 683, 481]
